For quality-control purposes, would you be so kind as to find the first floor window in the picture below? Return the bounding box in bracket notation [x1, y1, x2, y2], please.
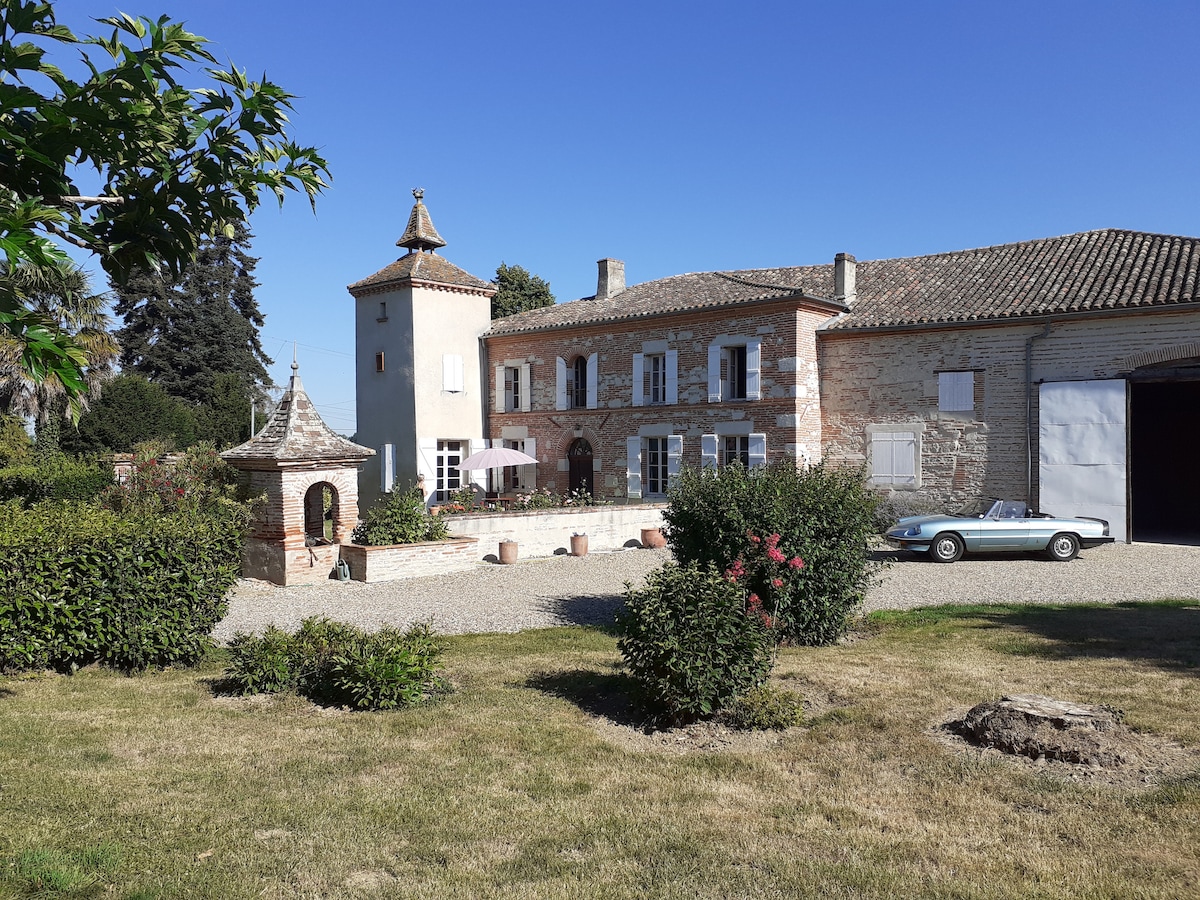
[647, 353, 666, 404]
[724, 345, 748, 400]
[436, 440, 463, 501]
[504, 366, 521, 411]
[868, 429, 918, 488]
[721, 435, 750, 467]
[569, 356, 588, 408]
[643, 437, 669, 496]
[939, 371, 975, 413]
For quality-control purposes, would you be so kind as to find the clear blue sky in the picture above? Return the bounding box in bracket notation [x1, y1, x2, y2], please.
[57, 0, 1200, 436]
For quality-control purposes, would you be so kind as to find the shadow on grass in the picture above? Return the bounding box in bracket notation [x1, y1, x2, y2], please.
[535, 592, 625, 631]
[892, 602, 1200, 673]
[0, 686, 15, 700]
[526, 668, 647, 728]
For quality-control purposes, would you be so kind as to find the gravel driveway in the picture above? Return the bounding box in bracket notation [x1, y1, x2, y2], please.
[212, 541, 1200, 642]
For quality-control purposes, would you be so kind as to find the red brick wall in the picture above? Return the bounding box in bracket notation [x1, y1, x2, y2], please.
[484, 300, 830, 500]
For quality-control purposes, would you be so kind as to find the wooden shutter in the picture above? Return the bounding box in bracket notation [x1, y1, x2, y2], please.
[416, 438, 438, 503]
[707, 343, 722, 402]
[631, 353, 644, 407]
[626, 436, 642, 499]
[745, 340, 761, 401]
[666, 435, 683, 486]
[555, 357, 567, 410]
[519, 364, 532, 412]
[701, 434, 718, 468]
[665, 349, 678, 404]
[748, 433, 767, 468]
[586, 352, 598, 409]
[494, 365, 505, 412]
[380, 443, 395, 492]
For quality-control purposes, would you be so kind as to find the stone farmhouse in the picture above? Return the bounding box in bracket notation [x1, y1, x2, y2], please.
[350, 192, 1200, 544]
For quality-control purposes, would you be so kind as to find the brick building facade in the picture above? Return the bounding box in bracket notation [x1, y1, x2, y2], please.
[351, 201, 1200, 543]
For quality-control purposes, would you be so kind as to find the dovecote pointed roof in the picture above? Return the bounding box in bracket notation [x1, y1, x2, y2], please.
[221, 359, 374, 469]
[396, 188, 446, 252]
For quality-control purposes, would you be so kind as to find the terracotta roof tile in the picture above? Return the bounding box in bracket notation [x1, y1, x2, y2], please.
[348, 252, 494, 296]
[486, 229, 1200, 337]
[222, 367, 373, 466]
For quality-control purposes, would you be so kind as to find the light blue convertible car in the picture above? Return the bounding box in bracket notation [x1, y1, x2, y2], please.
[885, 499, 1114, 563]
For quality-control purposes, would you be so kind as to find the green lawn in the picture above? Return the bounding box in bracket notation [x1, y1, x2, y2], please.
[2, 602, 1199, 899]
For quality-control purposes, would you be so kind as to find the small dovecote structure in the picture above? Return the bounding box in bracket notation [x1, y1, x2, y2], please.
[222, 358, 374, 585]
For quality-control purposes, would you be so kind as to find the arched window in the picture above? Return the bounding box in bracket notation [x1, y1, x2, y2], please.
[304, 482, 338, 545]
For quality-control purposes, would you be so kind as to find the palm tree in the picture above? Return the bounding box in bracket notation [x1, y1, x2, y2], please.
[0, 261, 119, 422]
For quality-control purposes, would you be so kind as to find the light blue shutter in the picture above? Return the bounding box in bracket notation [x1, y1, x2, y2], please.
[494, 365, 505, 412]
[417, 438, 438, 504]
[380, 443, 396, 492]
[555, 357, 567, 410]
[631, 353, 644, 407]
[626, 436, 642, 499]
[519, 364, 532, 412]
[468, 438, 488, 492]
[666, 435, 683, 486]
[701, 434, 718, 468]
[745, 340, 761, 400]
[586, 352, 598, 409]
[665, 350, 678, 404]
[707, 344, 722, 402]
[521, 437, 536, 489]
[748, 433, 767, 468]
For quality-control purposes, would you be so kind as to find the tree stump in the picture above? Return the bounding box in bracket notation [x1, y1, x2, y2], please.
[957, 694, 1131, 767]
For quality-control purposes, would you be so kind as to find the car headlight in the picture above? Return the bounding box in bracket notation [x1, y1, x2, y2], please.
[889, 526, 922, 538]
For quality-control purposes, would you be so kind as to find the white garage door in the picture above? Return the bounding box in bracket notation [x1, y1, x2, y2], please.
[1038, 379, 1127, 542]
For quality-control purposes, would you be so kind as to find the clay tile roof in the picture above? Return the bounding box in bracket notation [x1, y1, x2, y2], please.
[348, 251, 494, 296]
[828, 228, 1200, 330]
[396, 189, 446, 251]
[488, 267, 841, 335]
[487, 228, 1200, 337]
[221, 365, 373, 467]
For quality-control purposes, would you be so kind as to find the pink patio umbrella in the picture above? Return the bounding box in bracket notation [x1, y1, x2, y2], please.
[453, 446, 538, 471]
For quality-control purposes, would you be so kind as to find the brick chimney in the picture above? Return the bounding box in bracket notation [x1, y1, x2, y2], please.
[834, 252, 857, 304]
[596, 258, 625, 300]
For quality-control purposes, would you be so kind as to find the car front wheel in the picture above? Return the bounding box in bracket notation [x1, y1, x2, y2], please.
[1046, 533, 1079, 562]
[930, 532, 964, 563]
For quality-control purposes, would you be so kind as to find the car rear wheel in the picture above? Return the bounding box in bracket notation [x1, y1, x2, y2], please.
[929, 532, 964, 563]
[1046, 533, 1079, 562]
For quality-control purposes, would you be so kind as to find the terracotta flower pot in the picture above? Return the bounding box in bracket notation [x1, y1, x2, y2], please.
[570, 533, 589, 557]
[640, 527, 667, 549]
[498, 540, 518, 564]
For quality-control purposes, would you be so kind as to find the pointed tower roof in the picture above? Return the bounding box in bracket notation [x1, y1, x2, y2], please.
[396, 188, 446, 252]
[221, 355, 373, 469]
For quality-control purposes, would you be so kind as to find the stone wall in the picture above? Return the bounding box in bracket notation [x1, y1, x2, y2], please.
[484, 300, 830, 501]
[819, 308, 1200, 509]
[339, 536, 480, 582]
[442, 503, 667, 559]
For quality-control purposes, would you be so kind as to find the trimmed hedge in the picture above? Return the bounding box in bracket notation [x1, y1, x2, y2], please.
[0, 459, 114, 505]
[0, 500, 243, 673]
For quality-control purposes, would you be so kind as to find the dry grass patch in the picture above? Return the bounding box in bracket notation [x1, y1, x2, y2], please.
[1, 603, 1199, 898]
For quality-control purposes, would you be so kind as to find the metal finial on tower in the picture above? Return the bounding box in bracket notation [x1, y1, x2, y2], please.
[291, 342, 299, 372]
[413, 187, 424, 201]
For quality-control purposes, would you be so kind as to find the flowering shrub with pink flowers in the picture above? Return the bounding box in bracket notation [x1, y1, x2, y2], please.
[663, 460, 880, 645]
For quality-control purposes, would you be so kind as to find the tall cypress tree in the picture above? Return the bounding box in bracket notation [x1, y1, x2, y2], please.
[113, 223, 273, 411]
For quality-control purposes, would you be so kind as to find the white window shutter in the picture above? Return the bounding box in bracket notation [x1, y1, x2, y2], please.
[417, 438, 438, 504]
[894, 432, 916, 483]
[665, 350, 678, 404]
[380, 443, 396, 492]
[707, 343, 722, 402]
[555, 357, 567, 410]
[631, 353, 644, 407]
[519, 364, 532, 412]
[586, 352, 598, 409]
[939, 371, 973, 412]
[666, 435, 683, 484]
[443, 355, 464, 393]
[626, 436, 642, 499]
[701, 434, 718, 468]
[521, 436, 536, 489]
[745, 339, 761, 400]
[748, 433, 767, 468]
[468, 438, 488, 491]
[494, 365, 505, 412]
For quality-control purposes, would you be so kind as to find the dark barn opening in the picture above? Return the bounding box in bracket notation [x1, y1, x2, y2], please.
[1131, 379, 1200, 543]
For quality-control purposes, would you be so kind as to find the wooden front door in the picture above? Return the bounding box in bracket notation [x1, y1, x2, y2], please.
[568, 438, 593, 496]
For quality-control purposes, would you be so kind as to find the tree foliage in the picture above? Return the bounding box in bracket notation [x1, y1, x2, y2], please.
[0, 0, 328, 412]
[113, 222, 271, 410]
[59, 374, 196, 455]
[491, 262, 555, 319]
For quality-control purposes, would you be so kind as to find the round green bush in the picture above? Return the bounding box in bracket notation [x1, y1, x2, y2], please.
[352, 487, 449, 545]
[616, 562, 772, 724]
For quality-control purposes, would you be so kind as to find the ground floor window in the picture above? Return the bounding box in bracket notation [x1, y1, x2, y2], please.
[436, 439, 463, 501]
[867, 427, 919, 488]
[643, 437, 669, 496]
[721, 435, 750, 467]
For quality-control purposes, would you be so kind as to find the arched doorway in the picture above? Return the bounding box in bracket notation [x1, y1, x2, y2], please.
[303, 482, 338, 544]
[568, 438, 594, 497]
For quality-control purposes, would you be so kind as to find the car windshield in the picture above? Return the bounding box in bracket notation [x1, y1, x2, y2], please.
[956, 499, 1000, 518]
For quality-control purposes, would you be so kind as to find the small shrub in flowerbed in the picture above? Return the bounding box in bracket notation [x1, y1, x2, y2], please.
[718, 684, 806, 731]
[510, 486, 601, 511]
[663, 460, 880, 646]
[351, 487, 449, 545]
[226, 617, 448, 711]
[616, 562, 773, 724]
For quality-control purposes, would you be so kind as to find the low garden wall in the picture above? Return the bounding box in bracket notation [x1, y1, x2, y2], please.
[440, 504, 667, 560]
[339, 536, 480, 582]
